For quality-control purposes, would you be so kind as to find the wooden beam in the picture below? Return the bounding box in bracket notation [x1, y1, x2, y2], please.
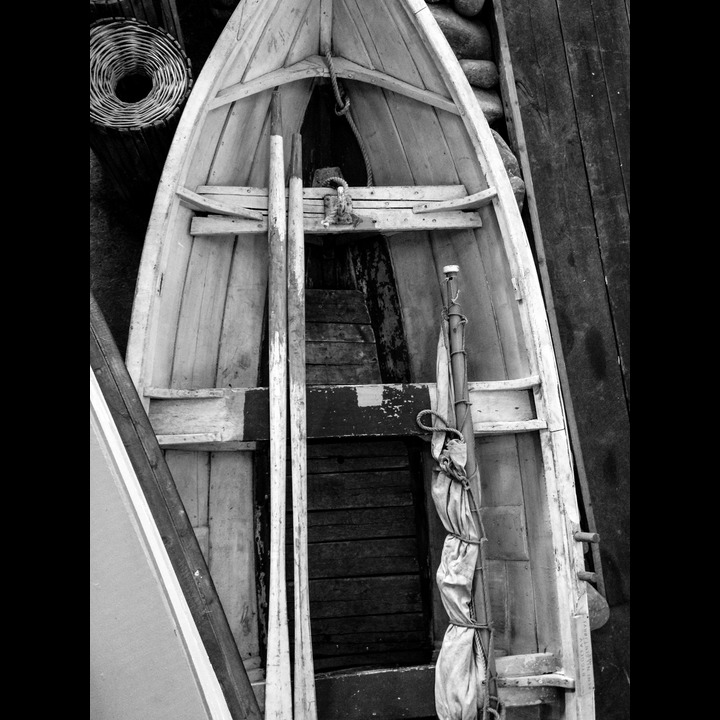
[319, 0, 332, 55]
[249, 655, 573, 717]
[210, 55, 458, 115]
[176, 187, 264, 220]
[188, 185, 481, 235]
[196, 184, 468, 203]
[145, 379, 543, 449]
[190, 208, 482, 236]
[412, 187, 497, 214]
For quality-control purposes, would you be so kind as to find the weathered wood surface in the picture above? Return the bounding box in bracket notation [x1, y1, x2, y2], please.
[210, 55, 459, 114]
[288, 132, 318, 720]
[251, 654, 574, 718]
[145, 379, 541, 448]
[90, 294, 261, 720]
[189, 207, 483, 235]
[284, 296, 431, 673]
[120, 2, 599, 716]
[264, 91, 293, 720]
[493, 0, 630, 610]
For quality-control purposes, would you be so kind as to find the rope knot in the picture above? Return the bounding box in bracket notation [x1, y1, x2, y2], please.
[334, 96, 351, 116]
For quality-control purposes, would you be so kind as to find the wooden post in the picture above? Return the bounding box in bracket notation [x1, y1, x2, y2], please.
[264, 90, 293, 720]
[288, 133, 317, 720]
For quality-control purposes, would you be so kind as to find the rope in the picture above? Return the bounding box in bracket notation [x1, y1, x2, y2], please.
[450, 619, 492, 630]
[320, 176, 354, 227]
[415, 409, 464, 440]
[325, 50, 374, 186]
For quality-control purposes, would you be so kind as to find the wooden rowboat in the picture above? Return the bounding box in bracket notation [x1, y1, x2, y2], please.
[125, 1, 596, 718]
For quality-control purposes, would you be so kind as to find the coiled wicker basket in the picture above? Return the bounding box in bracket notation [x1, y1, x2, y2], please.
[89, 17, 192, 212]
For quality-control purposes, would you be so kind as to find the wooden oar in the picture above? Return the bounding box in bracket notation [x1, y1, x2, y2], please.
[443, 264, 501, 716]
[288, 132, 317, 720]
[264, 89, 293, 720]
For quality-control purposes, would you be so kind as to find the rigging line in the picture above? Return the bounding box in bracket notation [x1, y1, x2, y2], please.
[324, 50, 374, 186]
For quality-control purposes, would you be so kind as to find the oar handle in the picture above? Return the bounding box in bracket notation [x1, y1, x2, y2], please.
[288, 132, 318, 720]
[265, 89, 293, 720]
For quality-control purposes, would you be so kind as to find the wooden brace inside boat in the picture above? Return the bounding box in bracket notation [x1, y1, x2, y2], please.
[251, 652, 575, 715]
[179, 183, 495, 236]
[144, 377, 544, 450]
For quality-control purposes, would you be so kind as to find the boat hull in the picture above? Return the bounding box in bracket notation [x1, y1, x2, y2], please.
[126, 1, 595, 717]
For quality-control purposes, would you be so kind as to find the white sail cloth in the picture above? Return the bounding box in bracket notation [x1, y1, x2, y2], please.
[429, 321, 488, 720]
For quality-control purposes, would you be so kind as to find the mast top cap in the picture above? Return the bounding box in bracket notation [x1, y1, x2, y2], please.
[443, 265, 460, 274]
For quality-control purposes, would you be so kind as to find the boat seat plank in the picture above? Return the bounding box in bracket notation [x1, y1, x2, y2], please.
[145, 378, 545, 449]
[250, 654, 574, 716]
[189, 208, 482, 236]
[196, 184, 469, 202]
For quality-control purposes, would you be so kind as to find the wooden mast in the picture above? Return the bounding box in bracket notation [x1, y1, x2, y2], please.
[443, 265, 501, 717]
[264, 90, 293, 720]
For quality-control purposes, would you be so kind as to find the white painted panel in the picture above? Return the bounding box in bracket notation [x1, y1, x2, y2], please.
[90, 369, 232, 720]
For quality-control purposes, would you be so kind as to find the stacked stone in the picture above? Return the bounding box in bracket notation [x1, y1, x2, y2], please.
[426, 0, 525, 210]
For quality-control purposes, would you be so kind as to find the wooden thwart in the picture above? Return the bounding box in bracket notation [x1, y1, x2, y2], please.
[145, 377, 544, 449]
[187, 184, 483, 235]
[250, 653, 574, 717]
[190, 209, 481, 236]
[197, 185, 468, 202]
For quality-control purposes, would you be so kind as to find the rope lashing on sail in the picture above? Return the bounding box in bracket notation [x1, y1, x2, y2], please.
[415, 270, 504, 720]
[324, 50, 374, 187]
[417, 407, 502, 719]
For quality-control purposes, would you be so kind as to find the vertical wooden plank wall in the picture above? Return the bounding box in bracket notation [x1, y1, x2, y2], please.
[490, 1, 629, 717]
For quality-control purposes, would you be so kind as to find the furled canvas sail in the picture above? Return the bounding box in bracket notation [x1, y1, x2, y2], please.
[421, 267, 501, 720]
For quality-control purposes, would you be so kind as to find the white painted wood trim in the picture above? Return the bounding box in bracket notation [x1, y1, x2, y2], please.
[90, 368, 234, 720]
